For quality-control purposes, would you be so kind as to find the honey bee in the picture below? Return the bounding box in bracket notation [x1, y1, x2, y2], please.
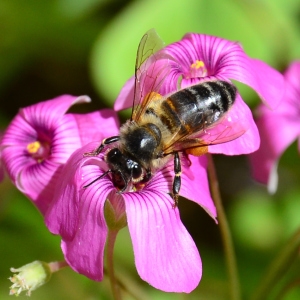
[84, 29, 245, 206]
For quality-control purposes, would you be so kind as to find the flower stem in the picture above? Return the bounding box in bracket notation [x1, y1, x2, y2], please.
[251, 227, 300, 300]
[48, 261, 69, 273]
[207, 154, 241, 300]
[275, 278, 300, 300]
[103, 268, 154, 300]
[107, 229, 122, 300]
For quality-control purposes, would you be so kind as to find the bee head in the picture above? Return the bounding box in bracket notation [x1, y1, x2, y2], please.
[105, 148, 144, 192]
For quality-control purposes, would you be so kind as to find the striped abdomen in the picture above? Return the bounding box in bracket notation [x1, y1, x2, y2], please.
[160, 81, 236, 135]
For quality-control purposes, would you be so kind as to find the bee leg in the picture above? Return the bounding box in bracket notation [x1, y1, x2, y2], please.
[83, 136, 120, 157]
[172, 152, 181, 208]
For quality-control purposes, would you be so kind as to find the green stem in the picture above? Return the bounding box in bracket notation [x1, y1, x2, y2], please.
[107, 230, 122, 300]
[275, 278, 300, 300]
[251, 227, 300, 300]
[48, 261, 69, 273]
[103, 267, 154, 300]
[207, 154, 241, 300]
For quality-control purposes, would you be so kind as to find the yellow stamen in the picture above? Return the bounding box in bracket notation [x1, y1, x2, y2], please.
[191, 60, 205, 69]
[27, 141, 41, 154]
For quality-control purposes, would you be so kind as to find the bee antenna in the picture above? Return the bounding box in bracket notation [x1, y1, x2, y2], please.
[83, 170, 111, 188]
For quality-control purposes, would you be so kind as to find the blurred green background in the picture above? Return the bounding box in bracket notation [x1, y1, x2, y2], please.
[1, 0, 300, 299]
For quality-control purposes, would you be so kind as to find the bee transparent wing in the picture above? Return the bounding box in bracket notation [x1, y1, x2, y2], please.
[163, 95, 249, 155]
[199, 94, 250, 145]
[131, 29, 174, 122]
[194, 115, 246, 145]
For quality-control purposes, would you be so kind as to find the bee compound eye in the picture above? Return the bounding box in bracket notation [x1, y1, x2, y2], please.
[132, 164, 142, 180]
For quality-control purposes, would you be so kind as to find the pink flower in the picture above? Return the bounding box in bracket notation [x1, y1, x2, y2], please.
[45, 142, 216, 293]
[44, 33, 285, 293]
[250, 61, 300, 193]
[115, 33, 285, 156]
[23, 32, 284, 294]
[0, 95, 120, 214]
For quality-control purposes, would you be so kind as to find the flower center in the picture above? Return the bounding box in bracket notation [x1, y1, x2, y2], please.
[27, 141, 51, 162]
[189, 60, 207, 78]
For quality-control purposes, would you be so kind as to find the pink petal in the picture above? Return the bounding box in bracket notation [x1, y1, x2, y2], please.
[181, 155, 217, 220]
[46, 142, 110, 236]
[1, 145, 35, 183]
[1, 114, 37, 146]
[1, 143, 59, 214]
[45, 144, 86, 234]
[245, 59, 285, 109]
[143, 166, 173, 194]
[60, 178, 110, 281]
[139, 156, 216, 220]
[284, 61, 300, 96]
[46, 142, 115, 281]
[50, 109, 120, 164]
[114, 76, 135, 111]
[250, 61, 300, 187]
[73, 109, 120, 145]
[50, 114, 83, 164]
[16, 160, 63, 214]
[123, 185, 202, 293]
[20, 95, 91, 131]
[249, 111, 300, 185]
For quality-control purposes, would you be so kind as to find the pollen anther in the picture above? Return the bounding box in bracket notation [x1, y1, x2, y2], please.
[191, 60, 205, 69]
[189, 60, 207, 77]
[27, 141, 41, 154]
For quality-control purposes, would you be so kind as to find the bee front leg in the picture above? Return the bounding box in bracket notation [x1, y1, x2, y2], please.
[83, 136, 120, 157]
[172, 152, 181, 208]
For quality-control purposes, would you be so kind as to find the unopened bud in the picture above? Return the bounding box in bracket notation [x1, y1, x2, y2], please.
[104, 198, 127, 231]
[9, 261, 52, 296]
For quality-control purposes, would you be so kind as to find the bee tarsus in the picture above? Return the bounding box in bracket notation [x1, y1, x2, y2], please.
[83, 136, 120, 157]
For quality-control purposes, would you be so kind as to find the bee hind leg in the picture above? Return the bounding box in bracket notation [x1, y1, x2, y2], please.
[172, 152, 181, 208]
[83, 136, 120, 157]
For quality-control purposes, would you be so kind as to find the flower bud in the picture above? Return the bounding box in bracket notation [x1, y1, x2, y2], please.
[9, 261, 52, 296]
[104, 198, 127, 231]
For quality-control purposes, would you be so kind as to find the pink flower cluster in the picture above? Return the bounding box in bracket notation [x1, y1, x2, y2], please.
[0, 32, 286, 293]
[250, 61, 300, 193]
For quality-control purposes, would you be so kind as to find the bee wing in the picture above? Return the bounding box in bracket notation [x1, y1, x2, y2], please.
[163, 95, 249, 155]
[131, 29, 175, 122]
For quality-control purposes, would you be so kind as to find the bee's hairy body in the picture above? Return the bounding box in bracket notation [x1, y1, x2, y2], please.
[84, 29, 241, 207]
[106, 80, 236, 192]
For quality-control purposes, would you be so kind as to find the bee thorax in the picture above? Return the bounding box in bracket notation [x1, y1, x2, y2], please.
[122, 123, 162, 164]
